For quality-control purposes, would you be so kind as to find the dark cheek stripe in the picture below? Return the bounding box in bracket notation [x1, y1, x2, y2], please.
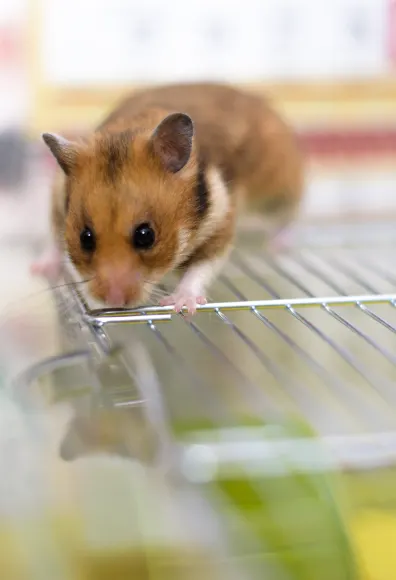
[65, 181, 71, 213]
[196, 161, 210, 220]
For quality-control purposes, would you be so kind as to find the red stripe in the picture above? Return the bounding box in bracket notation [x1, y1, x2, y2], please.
[299, 130, 396, 157]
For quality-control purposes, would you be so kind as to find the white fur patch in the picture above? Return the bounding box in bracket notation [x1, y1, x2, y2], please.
[176, 228, 191, 264]
[171, 167, 230, 272]
[176, 255, 227, 297]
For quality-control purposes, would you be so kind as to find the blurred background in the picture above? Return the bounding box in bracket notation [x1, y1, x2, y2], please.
[0, 2, 394, 578]
[0, 7, 395, 435]
[1, 0, 396, 223]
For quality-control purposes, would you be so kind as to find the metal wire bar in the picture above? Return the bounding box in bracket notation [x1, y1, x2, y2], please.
[62, 271, 171, 327]
[176, 314, 288, 414]
[84, 312, 172, 325]
[83, 292, 396, 322]
[234, 252, 383, 374]
[330, 255, 394, 297]
[294, 253, 396, 337]
[219, 274, 363, 432]
[143, 318, 229, 422]
[260, 255, 396, 389]
[229, 251, 396, 423]
[262, 253, 395, 360]
[210, 304, 318, 417]
[357, 256, 396, 287]
[325, 255, 396, 341]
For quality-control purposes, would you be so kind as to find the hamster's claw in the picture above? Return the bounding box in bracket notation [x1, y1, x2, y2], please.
[160, 294, 207, 315]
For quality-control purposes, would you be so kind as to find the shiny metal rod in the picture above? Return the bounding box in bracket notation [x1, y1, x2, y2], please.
[84, 293, 396, 324]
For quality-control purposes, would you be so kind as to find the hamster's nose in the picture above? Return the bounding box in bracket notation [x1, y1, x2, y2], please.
[105, 285, 127, 308]
[99, 265, 141, 307]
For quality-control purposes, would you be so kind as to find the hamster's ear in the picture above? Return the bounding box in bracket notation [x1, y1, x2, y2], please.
[150, 113, 194, 173]
[42, 133, 78, 175]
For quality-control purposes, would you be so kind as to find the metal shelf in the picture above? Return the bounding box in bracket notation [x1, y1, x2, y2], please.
[15, 221, 396, 471]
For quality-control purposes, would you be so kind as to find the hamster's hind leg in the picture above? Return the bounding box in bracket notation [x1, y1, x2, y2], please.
[253, 194, 300, 254]
[267, 220, 297, 254]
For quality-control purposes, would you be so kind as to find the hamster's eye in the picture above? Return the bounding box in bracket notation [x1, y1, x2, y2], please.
[80, 227, 96, 253]
[132, 223, 155, 250]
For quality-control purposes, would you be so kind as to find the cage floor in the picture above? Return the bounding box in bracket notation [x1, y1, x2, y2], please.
[88, 221, 396, 440]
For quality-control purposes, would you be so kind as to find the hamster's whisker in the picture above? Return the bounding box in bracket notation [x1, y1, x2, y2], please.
[150, 290, 168, 301]
[47, 278, 93, 292]
[0, 277, 94, 329]
[145, 282, 168, 300]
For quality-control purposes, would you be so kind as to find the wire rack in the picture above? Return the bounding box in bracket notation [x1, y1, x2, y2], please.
[8, 219, 396, 579]
[14, 219, 396, 474]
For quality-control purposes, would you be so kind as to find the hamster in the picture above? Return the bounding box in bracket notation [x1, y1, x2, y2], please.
[33, 83, 304, 314]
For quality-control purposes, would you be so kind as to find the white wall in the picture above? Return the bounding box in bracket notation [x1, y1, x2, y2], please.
[40, 0, 393, 86]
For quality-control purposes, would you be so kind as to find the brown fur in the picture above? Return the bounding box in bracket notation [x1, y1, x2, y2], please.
[45, 83, 304, 307]
[99, 83, 304, 207]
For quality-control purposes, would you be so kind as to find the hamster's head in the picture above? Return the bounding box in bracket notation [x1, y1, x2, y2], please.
[43, 112, 202, 308]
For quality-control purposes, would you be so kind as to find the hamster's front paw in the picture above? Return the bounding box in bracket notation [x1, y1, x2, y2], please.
[30, 247, 62, 282]
[160, 293, 207, 315]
